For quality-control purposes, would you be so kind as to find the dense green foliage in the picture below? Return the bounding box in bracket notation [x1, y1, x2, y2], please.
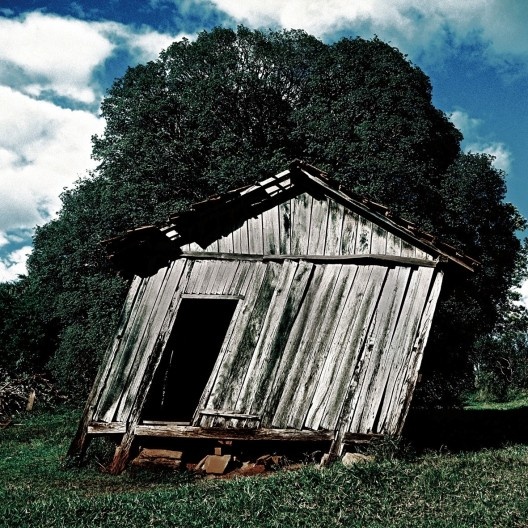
[0, 26, 526, 402]
[2, 409, 528, 527]
[471, 306, 528, 402]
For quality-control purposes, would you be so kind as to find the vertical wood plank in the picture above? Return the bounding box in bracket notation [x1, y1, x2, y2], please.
[180, 260, 198, 294]
[384, 269, 443, 434]
[234, 260, 301, 416]
[373, 266, 436, 434]
[324, 199, 345, 256]
[90, 275, 146, 419]
[68, 275, 144, 457]
[240, 222, 250, 254]
[232, 224, 242, 254]
[94, 270, 168, 422]
[96, 262, 178, 422]
[109, 264, 189, 473]
[393, 270, 444, 433]
[317, 265, 388, 431]
[217, 232, 234, 253]
[262, 206, 281, 255]
[114, 259, 190, 421]
[400, 240, 416, 258]
[285, 265, 361, 429]
[268, 265, 330, 428]
[340, 209, 359, 255]
[232, 222, 250, 254]
[202, 260, 228, 295]
[193, 263, 262, 425]
[322, 266, 388, 456]
[324, 264, 389, 433]
[307, 198, 329, 255]
[203, 262, 282, 416]
[186, 260, 209, 294]
[347, 266, 412, 433]
[203, 239, 219, 252]
[219, 261, 241, 295]
[302, 265, 359, 429]
[385, 232, 402, 257]
[247, 214, 264, 255]
[228, 260, 253, 296]
[355, 216, 372, 254]
[248, 260, 315, 424]
[199, 261, 223, 295]
[370, 225, 388, 254]
[278, 200, 292, 254]
[291, 193, 313, 254]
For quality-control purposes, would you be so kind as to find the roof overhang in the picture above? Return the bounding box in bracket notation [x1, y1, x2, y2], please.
[102, 160, 479, 275]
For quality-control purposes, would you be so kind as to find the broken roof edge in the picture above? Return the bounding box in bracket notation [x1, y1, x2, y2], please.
[103, 159, 479, 273]
[288, 160, 479, 272]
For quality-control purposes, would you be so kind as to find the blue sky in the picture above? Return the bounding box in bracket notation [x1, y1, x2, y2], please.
[0, 1, 527, 302]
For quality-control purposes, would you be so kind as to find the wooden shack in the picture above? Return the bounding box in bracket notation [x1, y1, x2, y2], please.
[69, 160, 477, 473]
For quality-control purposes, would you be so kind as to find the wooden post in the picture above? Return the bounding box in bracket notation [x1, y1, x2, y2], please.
[108, 341, 163, 474]
[67, 277, 143, 463]
[325, 325, 377, 460]
[109, 432, 135, 474]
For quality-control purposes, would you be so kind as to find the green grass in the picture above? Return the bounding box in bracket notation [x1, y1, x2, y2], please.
[464, 391, 528, 411]
[2, 408, 528, 527]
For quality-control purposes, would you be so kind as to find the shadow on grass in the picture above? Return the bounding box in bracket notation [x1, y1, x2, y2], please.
[402, 405, 528, 452]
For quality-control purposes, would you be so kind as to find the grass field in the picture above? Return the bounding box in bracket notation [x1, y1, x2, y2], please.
[1, 407, 528, 528]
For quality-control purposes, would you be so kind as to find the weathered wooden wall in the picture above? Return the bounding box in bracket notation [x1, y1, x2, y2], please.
[176, 191, 434, 261]
[191, 258, 442, 436]
[79, 188, 444, 452]
[90, 253, 442, 437]
[69, 167, 471, 472]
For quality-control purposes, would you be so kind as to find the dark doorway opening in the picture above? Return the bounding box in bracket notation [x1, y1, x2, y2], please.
[142, 298, 238, 423]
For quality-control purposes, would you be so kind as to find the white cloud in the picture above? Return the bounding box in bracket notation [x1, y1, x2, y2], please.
[448, 110, 482, 139]
[92, 18, 189, 62]
[477, 1, 528, 58]
[513, 278, 528, 309]
[0, 12, 114, 103]
[129, 30, 190, 62]
[448, 110, 513, 174]
[466, 142, 512, 174]
[0, 11, 187, 234]
[0, 246, 32, 282]
[0, 86, 105, 232]
[211, 0, 528, 65]
[0, 11, 187, 281]
[0, 12, 185, 105]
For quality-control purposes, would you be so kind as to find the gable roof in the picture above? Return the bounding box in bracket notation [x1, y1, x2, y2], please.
[103, 160, 479, 276]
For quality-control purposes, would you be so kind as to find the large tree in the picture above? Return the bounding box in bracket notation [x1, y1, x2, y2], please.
[4, 26, 525, 402]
